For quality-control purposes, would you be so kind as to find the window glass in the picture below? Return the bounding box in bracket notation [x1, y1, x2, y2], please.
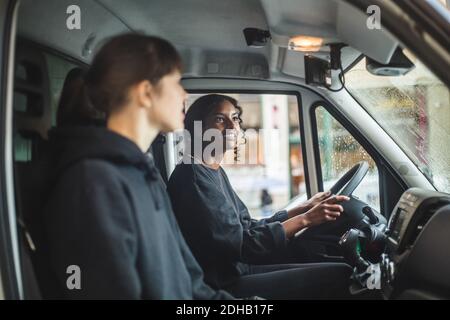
[315, 106, 380, 211]
[346, 51, 450, 192]
[13, 50, 78, 162]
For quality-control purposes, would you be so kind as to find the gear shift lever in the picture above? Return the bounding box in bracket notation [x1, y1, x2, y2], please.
[339, 228, 370, 272]
[362, 206, 378, 224]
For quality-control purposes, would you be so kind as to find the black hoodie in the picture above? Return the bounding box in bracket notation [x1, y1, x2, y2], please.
[42, 126, 233, 299]
[168, 163, 288, 289]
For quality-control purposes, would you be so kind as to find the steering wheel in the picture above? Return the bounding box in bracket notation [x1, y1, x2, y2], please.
[293, 161, 382, 261]
[329, 161, 369, 196]
[298, 161, 370, 235]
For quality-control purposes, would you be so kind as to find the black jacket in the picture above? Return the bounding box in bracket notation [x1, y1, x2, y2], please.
[42, 126, 233, 299]
[167, 163, 288, 289]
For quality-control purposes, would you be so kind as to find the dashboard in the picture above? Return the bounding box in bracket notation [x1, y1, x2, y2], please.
[380, 188, 450, 299]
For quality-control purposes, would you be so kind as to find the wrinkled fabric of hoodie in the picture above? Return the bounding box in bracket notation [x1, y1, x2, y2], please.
[41, 126, 234, 299]
[168, 163, 289, 289]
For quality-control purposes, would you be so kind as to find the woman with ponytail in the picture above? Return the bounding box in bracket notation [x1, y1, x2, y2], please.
[42, 34, 235, 299]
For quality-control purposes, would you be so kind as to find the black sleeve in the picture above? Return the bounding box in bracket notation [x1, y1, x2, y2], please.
[44, 161, 141, 299]
[176, 226, 235, 300]
[187, 169, 287, 264]
[247, 210, 289, 228]
[225, 175, 289, 227]
[157, 175, 235, 300]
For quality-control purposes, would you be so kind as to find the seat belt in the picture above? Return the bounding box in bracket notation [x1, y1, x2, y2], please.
[14, 166, 42, 299]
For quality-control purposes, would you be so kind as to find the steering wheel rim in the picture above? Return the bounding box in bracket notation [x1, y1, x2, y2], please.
[294, 161, 371, 240]
[329, 161, 369, 196]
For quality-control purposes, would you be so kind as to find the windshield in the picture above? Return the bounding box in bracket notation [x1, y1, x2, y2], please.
[346, 50, 450, 193]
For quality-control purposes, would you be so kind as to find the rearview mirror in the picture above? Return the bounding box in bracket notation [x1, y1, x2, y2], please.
[366, 48, 415, 76]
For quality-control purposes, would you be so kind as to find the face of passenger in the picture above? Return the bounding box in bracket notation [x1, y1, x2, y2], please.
[146, 70, 187, 132]
[204, 100, 241, 151]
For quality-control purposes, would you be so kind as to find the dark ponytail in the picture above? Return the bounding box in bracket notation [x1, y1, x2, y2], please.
[56, 67, 105, 127]
[84, 33, 182, 116]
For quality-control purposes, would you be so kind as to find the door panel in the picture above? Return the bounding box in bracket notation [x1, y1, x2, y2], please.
[0, 0, 22, 300]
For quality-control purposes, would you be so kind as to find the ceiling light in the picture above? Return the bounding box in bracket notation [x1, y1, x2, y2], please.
[288, 35, 323, 52]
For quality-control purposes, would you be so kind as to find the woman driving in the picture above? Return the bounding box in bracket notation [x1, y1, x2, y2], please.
[168, 94, 352, 299]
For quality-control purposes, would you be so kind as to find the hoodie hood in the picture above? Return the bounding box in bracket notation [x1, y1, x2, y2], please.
[48, 126, 156, 179]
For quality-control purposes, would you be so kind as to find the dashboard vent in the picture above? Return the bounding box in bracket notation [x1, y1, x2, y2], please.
[406, 205, 440, 248]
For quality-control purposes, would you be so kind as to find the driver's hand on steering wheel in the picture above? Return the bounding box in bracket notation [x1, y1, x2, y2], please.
[287, 191, 333, 218]
[305, 191, 333, 210]
[301, 195, 350, 227]
[282, 195, 350, 238]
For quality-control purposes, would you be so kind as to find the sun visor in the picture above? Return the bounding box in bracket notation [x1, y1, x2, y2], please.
[181, 49, 270, 79]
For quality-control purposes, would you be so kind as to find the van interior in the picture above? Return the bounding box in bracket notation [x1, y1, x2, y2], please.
[0, 0, 449, 299]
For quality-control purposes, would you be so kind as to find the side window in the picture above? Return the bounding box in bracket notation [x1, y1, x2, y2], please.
[13, 47, 77, 163]
[315, 106, 380, 211]
[183, 93, 305, 218]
